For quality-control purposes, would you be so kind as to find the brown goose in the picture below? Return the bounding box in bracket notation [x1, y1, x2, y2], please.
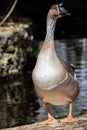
[32, 3, 79, 124]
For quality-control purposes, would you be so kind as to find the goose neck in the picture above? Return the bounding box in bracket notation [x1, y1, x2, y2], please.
[46, 15, 56, 40]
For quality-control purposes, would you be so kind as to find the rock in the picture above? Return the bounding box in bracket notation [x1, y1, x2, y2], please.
[6, 45, 15, 53]
[0, 17, 36, 76]
[2, 114, 87, 130]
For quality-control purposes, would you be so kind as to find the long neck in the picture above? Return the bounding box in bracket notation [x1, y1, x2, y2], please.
[45, 15, 56, 40]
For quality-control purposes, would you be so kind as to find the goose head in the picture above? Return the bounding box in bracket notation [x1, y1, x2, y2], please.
[48, 3, 70, 20]
[46, 3, 70, 39]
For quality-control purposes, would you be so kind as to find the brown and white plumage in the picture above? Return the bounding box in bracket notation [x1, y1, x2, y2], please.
[32, 3, 79, 124]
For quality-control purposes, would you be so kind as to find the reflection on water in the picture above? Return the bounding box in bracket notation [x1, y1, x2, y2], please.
[0, 38, 87, 129]
[0, 74, 40, 129]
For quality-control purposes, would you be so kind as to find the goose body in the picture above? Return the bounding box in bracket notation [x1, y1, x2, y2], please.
[32, 4, 79, 124]
[33, 39, 79, 105]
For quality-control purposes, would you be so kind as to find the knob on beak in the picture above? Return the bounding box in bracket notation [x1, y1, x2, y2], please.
[58, 3, 70, 16]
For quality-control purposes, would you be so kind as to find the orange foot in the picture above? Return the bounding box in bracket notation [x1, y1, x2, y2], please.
[38, 117, 58, 125]
[60, 115, 78, 123]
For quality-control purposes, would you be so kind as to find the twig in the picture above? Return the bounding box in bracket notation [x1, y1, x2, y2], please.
[0, 0, 18, 26]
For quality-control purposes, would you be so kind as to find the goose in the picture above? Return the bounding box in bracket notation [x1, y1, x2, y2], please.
[32, 3, 79, 124]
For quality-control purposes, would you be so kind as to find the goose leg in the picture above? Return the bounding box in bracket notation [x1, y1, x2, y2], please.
[39, 103, 58, 125]
[60, 102, 78, 123]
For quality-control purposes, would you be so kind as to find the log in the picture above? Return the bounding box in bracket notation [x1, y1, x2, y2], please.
[3, 114, 87, 130]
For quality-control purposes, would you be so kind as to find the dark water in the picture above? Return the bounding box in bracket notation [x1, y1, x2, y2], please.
[0, 38, 87, 129]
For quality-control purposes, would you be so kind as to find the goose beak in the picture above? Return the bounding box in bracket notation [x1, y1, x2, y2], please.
[58, 3, 70, 16]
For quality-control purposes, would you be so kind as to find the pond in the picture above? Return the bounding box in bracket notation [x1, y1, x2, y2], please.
[0, 38, 87, 129]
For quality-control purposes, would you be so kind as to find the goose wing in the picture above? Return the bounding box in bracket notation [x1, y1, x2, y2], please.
[60, 60, 75, 77]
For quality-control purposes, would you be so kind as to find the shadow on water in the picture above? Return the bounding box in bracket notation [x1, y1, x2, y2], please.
[0, 38, 87, 129]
